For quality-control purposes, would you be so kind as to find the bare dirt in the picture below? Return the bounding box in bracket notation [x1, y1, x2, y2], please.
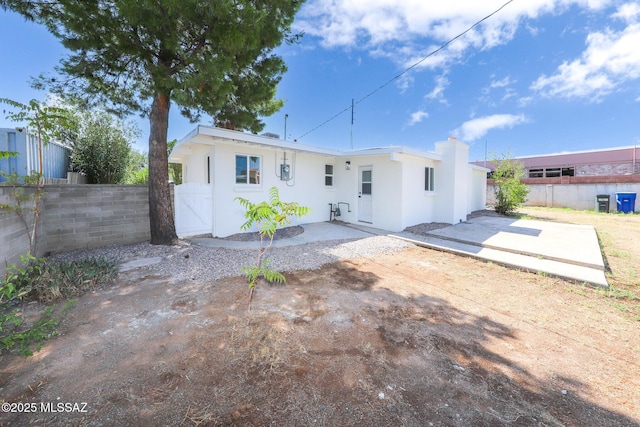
[1, 208, 639, 426]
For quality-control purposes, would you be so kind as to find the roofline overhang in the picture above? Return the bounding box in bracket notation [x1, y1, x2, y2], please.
[170, 125, 445, 163]
[470, 164, 491, 172]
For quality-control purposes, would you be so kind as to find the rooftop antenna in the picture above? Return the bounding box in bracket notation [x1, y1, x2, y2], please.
[350, 98, 354, 150]
[284, 114, 288, 141]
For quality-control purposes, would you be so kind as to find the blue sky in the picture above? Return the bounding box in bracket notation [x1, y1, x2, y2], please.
[1, 0, 640, 162]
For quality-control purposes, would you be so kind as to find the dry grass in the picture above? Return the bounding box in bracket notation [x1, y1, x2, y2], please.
[517, 206, 640, 319]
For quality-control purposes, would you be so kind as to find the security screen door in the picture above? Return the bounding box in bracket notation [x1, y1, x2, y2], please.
[358, 166, 373, 223]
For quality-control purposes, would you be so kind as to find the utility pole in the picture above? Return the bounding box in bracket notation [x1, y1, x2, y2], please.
[484, 139, 488, 168]
[350, 99, 354, 150]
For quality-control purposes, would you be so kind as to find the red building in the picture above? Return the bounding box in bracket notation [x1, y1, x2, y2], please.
[475, 145, 640, 184]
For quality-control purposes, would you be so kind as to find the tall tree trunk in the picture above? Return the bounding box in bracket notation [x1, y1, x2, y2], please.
[148, 92, 178, 245]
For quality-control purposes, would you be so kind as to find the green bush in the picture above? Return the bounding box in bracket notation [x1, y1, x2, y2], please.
[492, 154, 529, 215]
[1, 255, 118, 356]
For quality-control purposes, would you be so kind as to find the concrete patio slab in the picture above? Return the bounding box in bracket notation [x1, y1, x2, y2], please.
[422, 216, 605, 271]
[190, 218, 609, 287]
[382, 216, 608, 288]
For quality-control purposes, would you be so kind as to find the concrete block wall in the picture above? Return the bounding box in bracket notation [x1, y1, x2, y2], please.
[42, 185, 150, 253]
[487, 181, 640, 211]
[1, 185, 152, 276]
[0, 186, 35, 271]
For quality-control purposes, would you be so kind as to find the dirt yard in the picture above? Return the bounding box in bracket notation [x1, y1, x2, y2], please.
[1, 208, 639, 426]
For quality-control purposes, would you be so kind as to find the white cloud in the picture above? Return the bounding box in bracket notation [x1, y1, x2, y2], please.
[395, 73, 415, 93]
[612, 2, 640, 23]
[480, 76, 516, 105]
[490, 76, 514, 89]
[531, 21, 640, 100]
[408, 110, 429, 126]
[425, 75, 450, 103]
[453, 113, 528, 141]
[296, 0, 615, 71]
[518, 96, 534, 107]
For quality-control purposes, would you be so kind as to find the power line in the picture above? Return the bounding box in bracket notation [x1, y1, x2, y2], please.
[297, 0, 515, 140]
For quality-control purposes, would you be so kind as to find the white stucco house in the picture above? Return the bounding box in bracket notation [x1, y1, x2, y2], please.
[169, 125, 489, 238]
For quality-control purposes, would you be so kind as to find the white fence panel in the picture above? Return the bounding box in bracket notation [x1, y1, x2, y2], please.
[174, 183, 213, 237]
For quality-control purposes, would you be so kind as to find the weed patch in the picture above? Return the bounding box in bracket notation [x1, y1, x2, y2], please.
[1, 255, 117, 356]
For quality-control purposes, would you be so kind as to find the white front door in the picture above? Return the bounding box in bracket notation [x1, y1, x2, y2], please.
[358, 166, 373, 223]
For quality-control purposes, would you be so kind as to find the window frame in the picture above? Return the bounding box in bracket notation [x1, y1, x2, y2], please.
[324, 164, 334, 187]
[235, 154, 262, 186]
[424, 166, 435, 192]
[528, 168, 544, 178]
[545, 168, 561, 178]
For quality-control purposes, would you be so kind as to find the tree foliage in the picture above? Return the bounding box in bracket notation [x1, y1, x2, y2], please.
[124, 149, 149, 185]
[124, 141, 180, 185]
[0, 98, 70, 174]
[0, 97, 72, 257]
[167, 139, 182, 185]
[491, 153, 529, 216]
[235, 187, 310, 305]
[2, 0, 303, 244]
[65, 109, 138, 184]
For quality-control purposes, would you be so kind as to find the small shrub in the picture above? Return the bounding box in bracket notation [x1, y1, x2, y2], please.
[492, 153, 529, 215]
[235, 187, 310, 304]
[1, 255, 117, 356]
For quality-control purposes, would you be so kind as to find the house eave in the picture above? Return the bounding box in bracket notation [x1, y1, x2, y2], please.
[344, 146, 442, 161]
[195, 125, 343, 156]
[169, 125, 445, 163]
[471, 164, 491, 172]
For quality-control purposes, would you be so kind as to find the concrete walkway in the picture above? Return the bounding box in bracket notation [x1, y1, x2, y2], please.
[190, 222, 375, 249]
[190, 218, 608, 287]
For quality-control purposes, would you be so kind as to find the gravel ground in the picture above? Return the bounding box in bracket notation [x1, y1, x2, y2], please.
[48, 211, 502, 283]
[49, 235, 412, 283]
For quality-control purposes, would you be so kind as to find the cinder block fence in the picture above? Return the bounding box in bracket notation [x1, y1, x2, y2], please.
[486, 176, 640, 212]
[1, 184, 152, 276]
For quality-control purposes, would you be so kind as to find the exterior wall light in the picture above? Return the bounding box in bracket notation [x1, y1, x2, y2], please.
[345, 161, 351, 170]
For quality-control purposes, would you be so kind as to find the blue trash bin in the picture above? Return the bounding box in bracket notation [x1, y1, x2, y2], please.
[616, 192, 637, 214]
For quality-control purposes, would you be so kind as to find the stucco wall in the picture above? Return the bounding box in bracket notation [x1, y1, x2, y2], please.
[399, 153, 439, 228]
[434, 140, 471, 224]
[174, 135, 487, 236]
[183, 143, 415, 236]
[469, 168, 488, 212]
[334, 154, 405, 231]
[210, 142, 340, 237]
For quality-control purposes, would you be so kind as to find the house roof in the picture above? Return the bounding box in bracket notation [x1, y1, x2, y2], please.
[170, 125, 443, 163]
[473, 145, 639, 170]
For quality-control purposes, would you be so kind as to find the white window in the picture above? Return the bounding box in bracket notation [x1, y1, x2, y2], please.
[235, 155, 261, 185]
[425, 167, 435, 192]
[325, 164, 334, 186]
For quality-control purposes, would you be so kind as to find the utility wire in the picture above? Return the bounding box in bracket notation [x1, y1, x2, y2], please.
[297, 0, 515, 140]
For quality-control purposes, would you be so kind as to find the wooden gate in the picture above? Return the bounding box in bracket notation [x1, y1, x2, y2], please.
[174, 183, 213, 237]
